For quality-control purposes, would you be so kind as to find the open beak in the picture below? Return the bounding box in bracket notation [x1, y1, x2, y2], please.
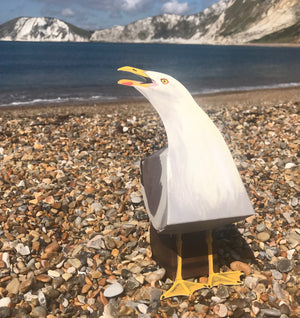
[118, 66, 153, 87]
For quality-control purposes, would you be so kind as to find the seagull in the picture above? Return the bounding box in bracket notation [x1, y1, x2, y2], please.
[118, 66, 254, 299]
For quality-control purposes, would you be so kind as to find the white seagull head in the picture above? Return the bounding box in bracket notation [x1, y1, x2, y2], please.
[118, 66, 192, 105]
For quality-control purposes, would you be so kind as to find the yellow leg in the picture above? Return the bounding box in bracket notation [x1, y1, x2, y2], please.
[161, 234, 206, 299]
[206, 229, 242, 287]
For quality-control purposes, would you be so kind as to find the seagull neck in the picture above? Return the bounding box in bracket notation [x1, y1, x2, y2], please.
[152, 96, 208, 155]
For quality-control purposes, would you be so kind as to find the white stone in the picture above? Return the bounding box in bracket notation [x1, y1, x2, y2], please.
[138, 303, 148, 314]
[48, 270, 61, 278]
[0, 297, 11, 307]
[213, 303, 228, 317]
[103, 282, 124, 298]
[287, 249, 295, 260]
[16, 243, 30, 256]
[38, 290, 47, 307]
[2, 252, 10, 268]
[67, 267, 76, 274]
[130, 192, 143, 204]
[285, 162, 296, 169]
[145, 268, 166, 286]
[24, 292, 38, 302]
[77, 295, 85, 304]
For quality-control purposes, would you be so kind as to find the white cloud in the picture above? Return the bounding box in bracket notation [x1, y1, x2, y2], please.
[162, 0, 189, 15]
[121, 0, 151, 12]
[61, 8, 75, 17]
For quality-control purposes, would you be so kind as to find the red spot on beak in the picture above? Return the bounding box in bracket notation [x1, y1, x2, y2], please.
[122, 81, 133, 86]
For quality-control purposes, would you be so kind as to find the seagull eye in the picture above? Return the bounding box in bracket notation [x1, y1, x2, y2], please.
[160, 78, 169, 85]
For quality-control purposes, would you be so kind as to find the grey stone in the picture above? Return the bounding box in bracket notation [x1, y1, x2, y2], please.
[260, 308, 281, 317]
[216, 285, 230, 298]
[277, 259, 294, 273]
[291, 197, 298, 207]
[38, 290, 47, 307]
[86, 235, 105, 249]
[286, 231, 300, 247]
[91, 202, 103, 212]
[255, 223, 266, 233]
[31, 306, 47, 318]
[272, 280, 284, 299]
[271, 269, 283, 280]
[150, 288, 162, 302]
[279, 303, 290, 315]
[0, 307, 11, 318]
[244, 276, 259, 289]
[125, 277, 140, 296]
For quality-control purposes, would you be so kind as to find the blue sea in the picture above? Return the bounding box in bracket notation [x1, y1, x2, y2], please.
[0, 41, 300, 107]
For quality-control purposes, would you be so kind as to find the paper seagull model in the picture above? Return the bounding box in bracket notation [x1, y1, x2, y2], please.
[118, 66, 254, 299]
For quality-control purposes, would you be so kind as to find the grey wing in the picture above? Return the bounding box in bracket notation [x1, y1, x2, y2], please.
[140, 147, 168, 220]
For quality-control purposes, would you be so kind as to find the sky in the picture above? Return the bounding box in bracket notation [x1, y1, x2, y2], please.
[0, 0, 219, 30]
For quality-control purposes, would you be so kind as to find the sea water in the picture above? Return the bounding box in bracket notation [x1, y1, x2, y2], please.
[0, 41, 300, 107]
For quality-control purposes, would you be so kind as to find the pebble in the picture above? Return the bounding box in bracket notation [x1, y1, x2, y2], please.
[6, 277, 20, 294]
[138, 303, 148, 314]
[62, 273, 73, 281]
[216, 285, 230, 298]
[16, 243, 31, 256]
[91, 202, 103, 212]
[277, 258, 294, 273]
[86, 235, 105, 249]
[2, 253, 10, 268]
[145, 268, 166, 287]
[244, 276, 259, 289]
[273, 280, 285, 300]
[104, 282, 124, 298]
[213, 304, 228, 317]
[48, 269, 61, 278]
[20, 277, 34, 293]
[31, 306, 47, 318]
[260, 308, 281, 317]
[0, 297, 11, 307]
[271, 269, 283, 280]
[0, 100, 299, 317]
[285, 162, 296, 169]
[38, 290, 47, 306]
[67, 258, 82, 269]
[230, 261, 251, 275]
[130, 192, 143, 204]
[291, 197, 298, 206]
[255, 223, 266, 232]
[0, 308, 11, 318]
[257, 231, 270, 242]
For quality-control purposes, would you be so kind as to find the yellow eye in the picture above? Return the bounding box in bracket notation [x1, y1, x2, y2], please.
[160, 78, 169, 85]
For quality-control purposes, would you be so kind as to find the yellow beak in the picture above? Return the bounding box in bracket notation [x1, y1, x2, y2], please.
[118, 66, 153, 87]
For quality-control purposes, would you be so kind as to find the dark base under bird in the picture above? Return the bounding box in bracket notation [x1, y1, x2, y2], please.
[150, 225, 218, 280]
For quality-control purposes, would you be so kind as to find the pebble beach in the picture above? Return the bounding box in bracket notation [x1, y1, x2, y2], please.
[0, 87, 299, 318]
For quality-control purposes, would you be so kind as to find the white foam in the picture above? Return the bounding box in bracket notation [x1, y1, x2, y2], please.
[0, 95, 117, 107]
[191, 82, 300, 95]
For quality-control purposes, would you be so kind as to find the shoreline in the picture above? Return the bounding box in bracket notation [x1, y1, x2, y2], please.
[1, 40, 300, 48]
[1, 86, 299, 117]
